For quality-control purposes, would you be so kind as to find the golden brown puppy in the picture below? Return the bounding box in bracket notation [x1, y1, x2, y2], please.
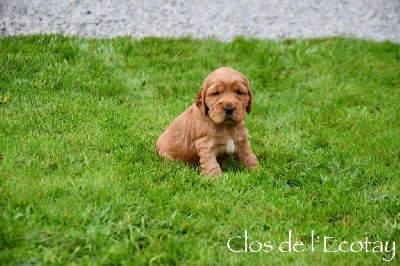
[156, 67, 258, 175]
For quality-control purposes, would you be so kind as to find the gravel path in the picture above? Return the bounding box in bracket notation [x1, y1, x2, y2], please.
[1, 0, 399, 43]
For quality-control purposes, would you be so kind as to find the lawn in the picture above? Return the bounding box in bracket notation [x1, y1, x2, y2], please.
[0, 35, 399, 265]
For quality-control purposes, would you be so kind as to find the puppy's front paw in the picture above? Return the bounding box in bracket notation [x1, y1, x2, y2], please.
[247, 162, 259, 170]
[244, 155, 259, 170]
[201, 165, 222, 176]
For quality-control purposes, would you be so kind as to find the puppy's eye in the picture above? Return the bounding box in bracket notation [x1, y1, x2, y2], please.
[236, 90, 243, 95]
[213, 91, 220, 96]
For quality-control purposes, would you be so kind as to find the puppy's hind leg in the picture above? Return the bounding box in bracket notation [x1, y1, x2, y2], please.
[156, 134, 176, 161]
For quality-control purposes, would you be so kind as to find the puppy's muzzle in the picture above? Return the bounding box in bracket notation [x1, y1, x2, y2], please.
[223, 106, 235, 116]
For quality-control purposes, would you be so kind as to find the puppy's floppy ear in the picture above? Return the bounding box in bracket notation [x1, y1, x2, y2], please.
[242, 76, 253, 113]
[196, 80, 209, 116]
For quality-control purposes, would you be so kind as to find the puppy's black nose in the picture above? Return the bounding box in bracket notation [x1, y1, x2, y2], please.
[223, 106, 235, 116]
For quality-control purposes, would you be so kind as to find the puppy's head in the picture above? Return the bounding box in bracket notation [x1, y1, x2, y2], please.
[196, 67, 253, 124]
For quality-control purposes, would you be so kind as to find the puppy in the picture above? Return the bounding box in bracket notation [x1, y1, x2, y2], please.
[156, 67, 258, 175]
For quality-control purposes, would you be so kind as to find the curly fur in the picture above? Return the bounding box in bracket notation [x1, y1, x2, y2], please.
[156, 67, 258, 175]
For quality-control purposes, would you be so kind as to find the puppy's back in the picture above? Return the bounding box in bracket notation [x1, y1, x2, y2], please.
[156, 104, 200, 164]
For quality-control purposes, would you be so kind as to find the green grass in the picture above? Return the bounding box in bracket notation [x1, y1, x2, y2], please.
[0, 35, 399, 265]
